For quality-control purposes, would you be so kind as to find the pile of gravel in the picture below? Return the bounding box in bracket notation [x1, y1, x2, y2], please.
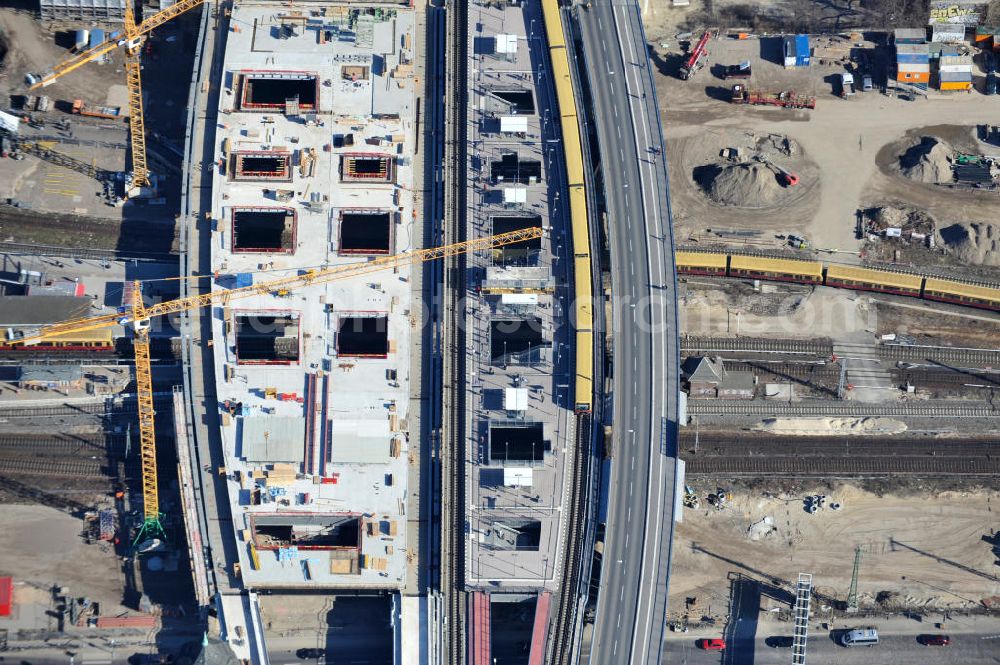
[938, 221, 1000, 266]
[899, 137, 954, 184]
[704, 162, 784, 207]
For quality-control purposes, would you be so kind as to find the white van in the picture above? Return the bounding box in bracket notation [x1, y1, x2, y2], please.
[840, 627, 879, 647]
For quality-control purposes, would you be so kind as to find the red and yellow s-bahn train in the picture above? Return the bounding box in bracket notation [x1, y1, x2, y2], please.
[0, 327, 116, 353]
[676, 251, 1000, 312]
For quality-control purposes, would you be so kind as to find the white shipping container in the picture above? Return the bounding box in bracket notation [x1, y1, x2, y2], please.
[939, 55, 973, 66]
[897, 62, 931, 72]
[939, 64, 974, 73]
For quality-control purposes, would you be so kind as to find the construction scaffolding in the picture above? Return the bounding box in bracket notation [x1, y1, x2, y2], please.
[791, 572, 812, 665]
[38, 0, 126, 21]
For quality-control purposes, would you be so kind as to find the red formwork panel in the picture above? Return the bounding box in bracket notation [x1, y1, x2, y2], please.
[0, 576, 11, 616]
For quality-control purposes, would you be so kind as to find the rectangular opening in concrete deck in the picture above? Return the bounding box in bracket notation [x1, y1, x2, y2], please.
[340, 154, 395, 183]
[491, 153, 542, 185]
[490, 318, 545, 365]
[489, 89, 535, 114]
[232, 207, 296, 253]
[337, 315, 389, 358]
[339, 210, 393, 255]
[239, 72, 318, 112]
[232, 151, 292, 181]
[488, 422, 548, 464]
[492, 215, 542, 266]
[234, 312, 300, 364]
[250, 513, 360, 551]
[486, 519, 542, 551]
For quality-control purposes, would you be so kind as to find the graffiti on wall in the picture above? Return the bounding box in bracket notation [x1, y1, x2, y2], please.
[929, 2, 985, 24]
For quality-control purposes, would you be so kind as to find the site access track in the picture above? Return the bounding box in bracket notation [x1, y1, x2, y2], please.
[576, 2, 680, 664]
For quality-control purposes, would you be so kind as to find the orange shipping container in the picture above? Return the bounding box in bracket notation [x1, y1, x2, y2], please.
[940, 81, 972, 91]
[896, 71, 930, 83]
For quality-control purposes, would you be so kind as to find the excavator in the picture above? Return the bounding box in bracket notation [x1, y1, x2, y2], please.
[754, 154, 800, 187]
[9, 227, 543, 544]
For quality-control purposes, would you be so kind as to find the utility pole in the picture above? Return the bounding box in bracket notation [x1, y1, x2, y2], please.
[846, 545, 861, 612]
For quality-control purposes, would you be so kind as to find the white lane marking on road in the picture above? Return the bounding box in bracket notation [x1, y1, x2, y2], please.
[609, 4, 672, 663]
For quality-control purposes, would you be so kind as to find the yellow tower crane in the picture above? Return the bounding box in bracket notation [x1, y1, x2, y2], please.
[11, 227, 544, 542]
[28, 0, 208, 190]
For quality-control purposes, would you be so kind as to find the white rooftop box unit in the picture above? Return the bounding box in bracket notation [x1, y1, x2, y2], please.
[495, 34, 518, 55]
[504, 387, 529, 411]
[503, 187, 527, 204]
[500, 293, 539, 305]
[503, 467, 533, 487]
[500, 116, 529, 133]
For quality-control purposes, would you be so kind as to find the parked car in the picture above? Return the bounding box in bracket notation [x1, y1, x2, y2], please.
[296, 649, 325, 659]
[722, 61, 752, 80]
[862, 75, 873, 91]
[765, 636, 794, 648]
[696, 638, 726, 651]
[840, 627, 879, 647]
[917, 634, 951, 646]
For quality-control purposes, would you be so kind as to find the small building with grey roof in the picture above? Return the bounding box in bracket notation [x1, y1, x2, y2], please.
[240, 417, 305, 463]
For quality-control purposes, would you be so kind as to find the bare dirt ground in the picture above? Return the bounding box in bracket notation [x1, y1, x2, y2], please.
[679, 280, 875, 339]
[654, 34, 1000, 276]
[670, 481, 1000, 619]
[0, 504, 130, 620]
[874, 300, 1000, 347]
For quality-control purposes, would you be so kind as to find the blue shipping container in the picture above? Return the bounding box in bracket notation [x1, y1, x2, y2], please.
[89, 29, 104, 49]
[74, 29, 89, 51]
[235, 272, 253, 288]
[897, 53, 930, 64]
[795, 34, 810, 66]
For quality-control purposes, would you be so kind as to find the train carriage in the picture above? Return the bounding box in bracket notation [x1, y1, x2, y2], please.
[728, 255, 823, 283]
[824, 264, 923, 296]
[922, 278, 1000, 311]
[675, 251, 728, 276]
[0, 327, 115, 352]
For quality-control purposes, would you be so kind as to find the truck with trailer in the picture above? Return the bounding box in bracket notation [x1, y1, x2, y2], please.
[71, 99, 123, 120]
[730, 84, 816, 109]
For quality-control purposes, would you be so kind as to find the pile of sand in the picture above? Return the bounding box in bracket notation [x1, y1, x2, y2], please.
[939, 221, 1000, 266]
[899, 137, 954, 184]
[703, 162, 784, 207]
[753, 417, 908, 436]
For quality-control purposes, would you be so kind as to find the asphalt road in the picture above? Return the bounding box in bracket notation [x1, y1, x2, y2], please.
[576, 1, 680, 664]
[663, 631, 1000, 664]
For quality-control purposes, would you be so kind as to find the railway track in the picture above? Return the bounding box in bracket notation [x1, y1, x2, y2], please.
[442, 1, 468, 663]
[550, 414, 590, 665]
[700, 359, 1000, 391]
[682, 430, 1000, 476]
[0, 241, 175, 262]
[686, 401, 999, 417]
[880, 344, 1000, 367]
[0, 398, 172, 420]
[0, 433, 119, 457]
[0, 457, 110, 477]
[686, 456, 1000, 475]
[681, 336, 834, 357]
